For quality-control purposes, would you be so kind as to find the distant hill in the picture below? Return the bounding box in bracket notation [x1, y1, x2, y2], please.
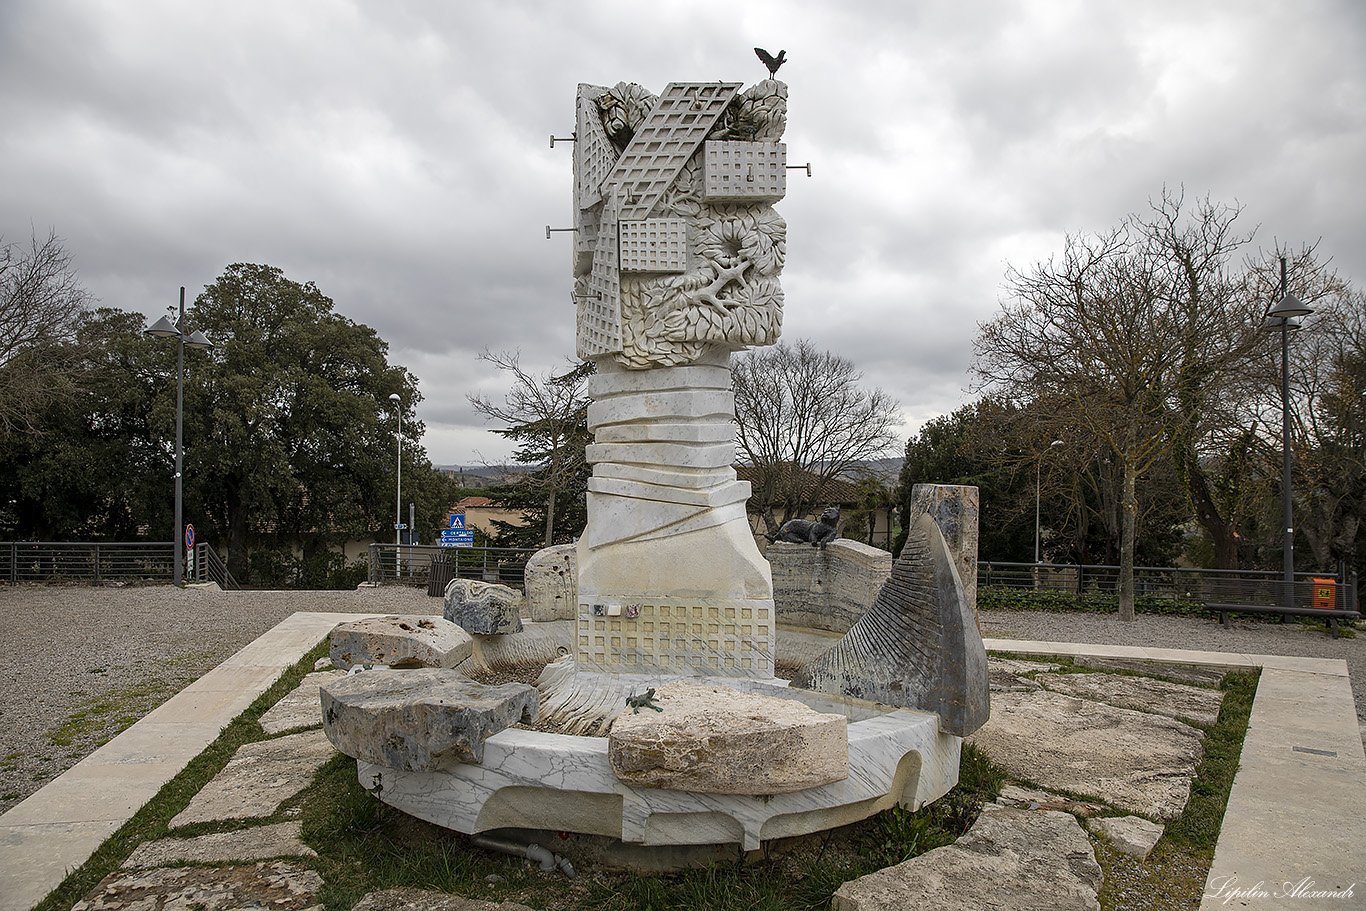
[433, 465, 522, 488]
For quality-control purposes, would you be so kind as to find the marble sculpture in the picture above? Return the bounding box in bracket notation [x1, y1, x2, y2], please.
[319, 68, 988, 857]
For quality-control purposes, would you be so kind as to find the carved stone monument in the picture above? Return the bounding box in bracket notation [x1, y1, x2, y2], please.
[568, 78, 791, 684]
[318, 67, 987, 860]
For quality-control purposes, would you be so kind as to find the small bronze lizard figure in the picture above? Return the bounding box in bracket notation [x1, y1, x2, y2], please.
[626, 688, 663, 713]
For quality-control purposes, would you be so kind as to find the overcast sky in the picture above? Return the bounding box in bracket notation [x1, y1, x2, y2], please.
[3, 0, 1363, 466]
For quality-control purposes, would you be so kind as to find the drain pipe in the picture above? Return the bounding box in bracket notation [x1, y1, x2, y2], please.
[470, 834, 575, 878]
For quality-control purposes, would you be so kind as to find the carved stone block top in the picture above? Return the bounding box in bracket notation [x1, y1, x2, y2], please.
[607, 680, 847, 793]
[320, 668, 538, 770]
[572, 78, 788, 368]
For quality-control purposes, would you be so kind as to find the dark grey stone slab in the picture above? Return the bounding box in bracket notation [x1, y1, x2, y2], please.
[321, 668, 537, 770]
[444, 580, 524, 635]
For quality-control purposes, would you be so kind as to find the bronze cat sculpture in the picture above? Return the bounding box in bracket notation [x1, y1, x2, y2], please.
[766, 506, 840, 548]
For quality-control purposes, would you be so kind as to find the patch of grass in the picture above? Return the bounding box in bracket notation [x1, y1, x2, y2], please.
[30, 640, 331, 911]
[1163, 671, 1257, 851]
[46, 681, 168, 747]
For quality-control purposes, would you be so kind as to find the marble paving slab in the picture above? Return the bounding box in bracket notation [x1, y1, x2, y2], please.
[258, 670, 346, 734]
[170, 729, 336, 827]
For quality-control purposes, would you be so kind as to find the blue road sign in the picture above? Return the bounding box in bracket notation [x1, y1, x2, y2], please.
[449, 514, 466, 530]
[185, 524, 195, 550]
[439, 529, 474, 548]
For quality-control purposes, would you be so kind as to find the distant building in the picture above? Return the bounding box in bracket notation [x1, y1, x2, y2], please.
[449, 496, 528, 536]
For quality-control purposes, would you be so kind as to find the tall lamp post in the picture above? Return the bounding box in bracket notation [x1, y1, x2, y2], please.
[1265, 256, 1314, 607]
[390, 393, 402, 547]
[145, 287, 214, 586]
[1034, 440, 1064, 564]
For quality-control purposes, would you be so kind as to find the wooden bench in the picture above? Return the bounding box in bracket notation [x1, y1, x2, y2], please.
[1206, 602, 1360, 638]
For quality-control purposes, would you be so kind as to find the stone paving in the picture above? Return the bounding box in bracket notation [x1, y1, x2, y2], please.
[1, 615, 1363, 911]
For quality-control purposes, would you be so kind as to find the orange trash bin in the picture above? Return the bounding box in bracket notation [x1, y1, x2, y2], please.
[1312, 578, 1336, 610]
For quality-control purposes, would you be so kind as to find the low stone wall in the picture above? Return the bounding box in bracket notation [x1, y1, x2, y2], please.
[524, 538, 895, 634]
[768, 539, 891, 634]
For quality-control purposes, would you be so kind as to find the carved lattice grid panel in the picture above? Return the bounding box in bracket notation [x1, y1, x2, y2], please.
[703, 141, 787, 201]
[575, 84, 616, 211]
[578, 189, 623, 357]
[606, 83, 740, 221]
[618, 218, 687, 272]
[576, 601, 773, 674]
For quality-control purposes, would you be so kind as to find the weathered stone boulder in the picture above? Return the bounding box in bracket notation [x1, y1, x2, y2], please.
[968, 690, 1204, 820]
[832, 808, 1102, 911]
[1088, 815, 1165, 859]
[320, 668, 537, 769]
[607, 680, 848, 794]
[768, 539, 891, 633]
[444, 579, 524, 635]
[1037, 671, 1225, 727]
[524, 543, 578, 622]
[329, 615, 472, 670]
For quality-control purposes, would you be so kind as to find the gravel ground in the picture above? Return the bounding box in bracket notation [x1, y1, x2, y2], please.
[0, 583, 440, 815]
[1, 585, 1362, 818]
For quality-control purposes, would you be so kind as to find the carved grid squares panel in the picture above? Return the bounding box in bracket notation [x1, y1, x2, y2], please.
[606, 83, 739, 222]
[575, 85, 616, 211]
[578, 189, 623, 357]
[575, 600, 773, 674]
[704, 141, 787, 201]
[618, 218, 687, 272]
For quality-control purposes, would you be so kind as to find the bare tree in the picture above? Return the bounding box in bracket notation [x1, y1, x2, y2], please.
[732, 339, 901, 531]
[977, 223, 1180, 620]
[467, 350, 592, 547]
[0, 231, 92, 442]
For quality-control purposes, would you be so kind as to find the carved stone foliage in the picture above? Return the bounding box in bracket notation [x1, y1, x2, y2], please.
[573, 79, 788, 369]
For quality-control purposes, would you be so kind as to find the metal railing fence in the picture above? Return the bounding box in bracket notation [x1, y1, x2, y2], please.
[368, 544, 541, 590]
[978, 561, 1359, 614]
[1, 541, 239, 589]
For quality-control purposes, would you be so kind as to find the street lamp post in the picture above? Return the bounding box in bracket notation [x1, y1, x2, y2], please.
[1034, 440, 1064, 564]
[390, 393, 402, 547]
[1265, 256, 1314, 608]
[145, 287, 213, 586]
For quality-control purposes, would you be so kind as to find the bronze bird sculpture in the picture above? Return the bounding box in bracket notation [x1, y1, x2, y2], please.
[754, 47, 786, 77]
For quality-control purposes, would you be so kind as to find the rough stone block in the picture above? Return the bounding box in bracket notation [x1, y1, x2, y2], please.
[607, 680, 847, 794]
[768, 539, 891, 633]
[525, 544, 578, 622]
[832, 808, 1102, 911]
[1089, 815, 1165, 859]
[329, 616, 472, 671]
[444, 580, 524, 635]
[968, 690, 1204, 820]
[907, 483, 979, 609]
[321, 668, 537, 769]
